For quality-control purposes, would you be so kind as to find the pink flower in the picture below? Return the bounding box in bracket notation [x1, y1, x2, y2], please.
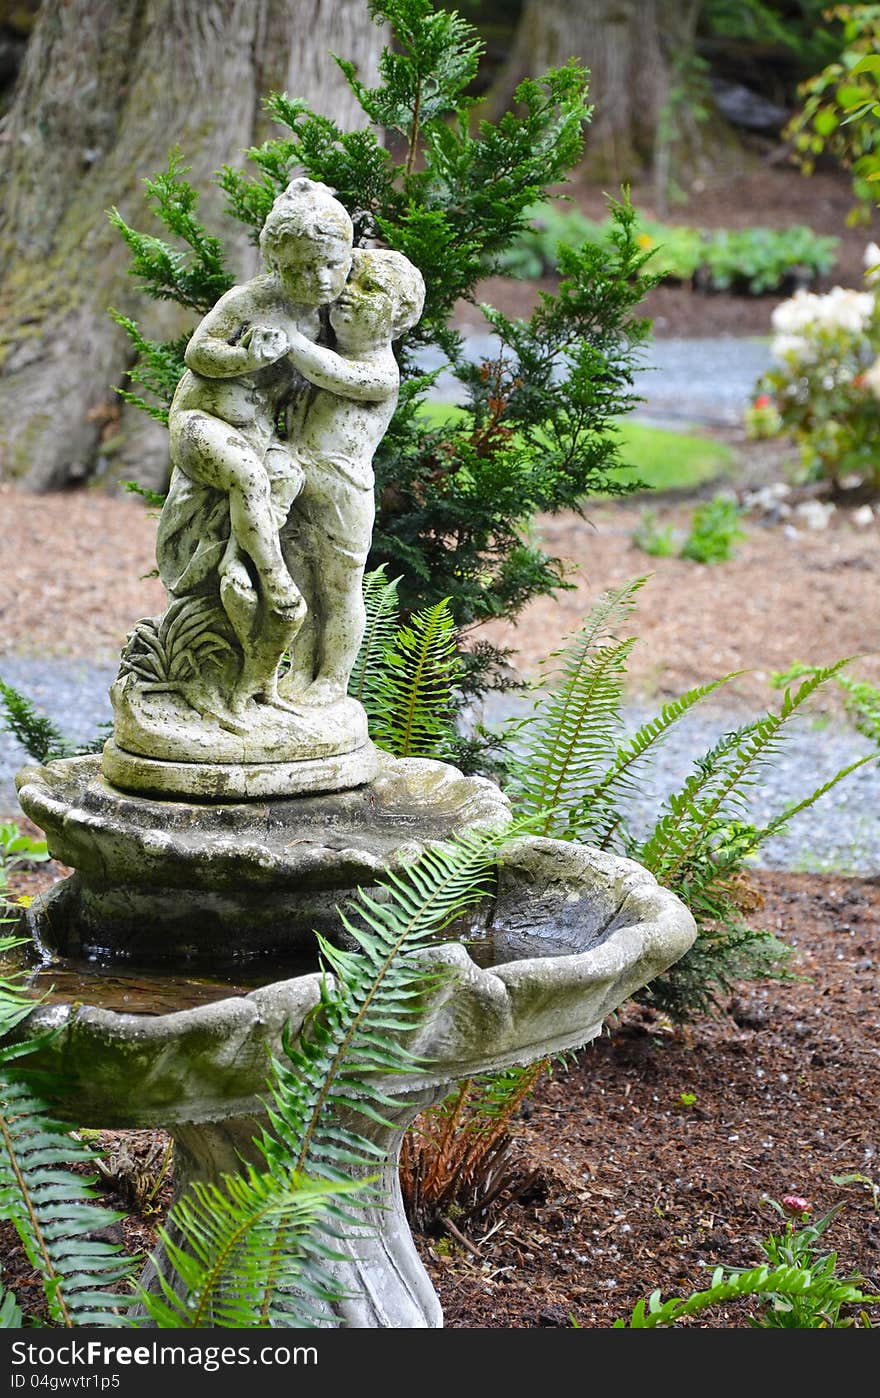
[754, 394, 772, 409]
[781, 1194, 810, 1215]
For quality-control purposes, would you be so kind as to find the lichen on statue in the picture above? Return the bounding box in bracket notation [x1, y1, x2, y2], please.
[102, 178, 425, 798]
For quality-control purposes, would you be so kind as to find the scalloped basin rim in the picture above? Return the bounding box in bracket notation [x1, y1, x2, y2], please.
[18, 843, 697, 1127]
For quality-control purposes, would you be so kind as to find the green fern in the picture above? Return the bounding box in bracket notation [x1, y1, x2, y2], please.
[368, 597, 462, 758]
[348, 565, 402, 711]
[773, 661, 880, 749]
[616, 1201, 880, 1328]
[629, 663, 877, 1020]
[141, 1168, 361, 1330]
[567, 675, 739, 848]
[0, 1285, 22, 1327]
[504, 576, 648, 834]
[638, 662, 868, 887]
[0, 938, 138, 1327]
[139, 821, 520, 1328]
[614, 1262, 878, 1328]
[0, 1078, 138, 1327]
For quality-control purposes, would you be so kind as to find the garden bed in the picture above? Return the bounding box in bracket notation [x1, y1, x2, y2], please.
[1, 155, 878, 1326]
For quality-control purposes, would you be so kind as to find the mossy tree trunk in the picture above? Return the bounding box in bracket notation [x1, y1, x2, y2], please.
[484, 0, 704, 183]
[0, 0, 384, 490]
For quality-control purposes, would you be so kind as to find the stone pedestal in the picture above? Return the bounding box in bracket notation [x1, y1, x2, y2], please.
[105, 673, 378, 799]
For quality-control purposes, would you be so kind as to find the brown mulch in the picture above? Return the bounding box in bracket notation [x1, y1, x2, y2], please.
[1, 163, 879, 1330]
[478, 486, 880, 716]
[0, 481, 165, 660]
[419, 870, 880, 1329]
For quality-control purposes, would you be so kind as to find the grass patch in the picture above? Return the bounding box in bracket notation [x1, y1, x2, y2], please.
[611, 421, 733, 494]
[417, 402, 732, 495]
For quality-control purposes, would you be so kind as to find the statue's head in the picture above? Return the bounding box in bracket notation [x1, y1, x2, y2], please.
[259, 177, 354, 305]
[329, 248, 426, 349]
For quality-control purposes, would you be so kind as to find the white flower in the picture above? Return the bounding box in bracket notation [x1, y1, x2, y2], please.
[865, 242, 880, 286]
[771, 286, 874, 339]
[815, 286, 874, 334]
[771, 290, 822, 334]
[771, 333, 812, 366]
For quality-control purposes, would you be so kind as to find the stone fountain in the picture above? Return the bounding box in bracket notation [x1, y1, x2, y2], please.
[12, 178, 697, 1328]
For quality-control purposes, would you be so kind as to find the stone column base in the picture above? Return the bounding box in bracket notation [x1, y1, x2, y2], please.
[101, 737, 379, 800]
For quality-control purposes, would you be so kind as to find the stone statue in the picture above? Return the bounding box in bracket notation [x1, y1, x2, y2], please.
[279, 247, 426, 708]
[102, 179, 425, 799]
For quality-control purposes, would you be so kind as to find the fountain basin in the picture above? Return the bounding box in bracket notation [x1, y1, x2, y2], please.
[15, 751, 512, 962]
[17, 835, 696, 1328]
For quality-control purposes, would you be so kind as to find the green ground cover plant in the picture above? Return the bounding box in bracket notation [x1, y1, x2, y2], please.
[614, 1196, 880, 1327]
[500, 203, 839, 293]
[633, 493, 746, 564]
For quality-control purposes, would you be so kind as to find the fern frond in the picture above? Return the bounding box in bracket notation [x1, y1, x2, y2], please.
[142, 1170, 360, 1329]
[615, 1262, 880, 1328]
[569, 675, 739, 848]
[507, 638, 635, 834]
[640, 660, 854, 886]
[0, 1076, 137, 1326]
[369, 597, 462, 757]
[349, 565, 402, 710]
[758, 753, 878, 843]
[503, 577, 647, 835]
[141, 820, 522, 1328]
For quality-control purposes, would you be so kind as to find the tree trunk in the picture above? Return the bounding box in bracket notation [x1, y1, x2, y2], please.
[0, 0, 385, 490]
[485, 0, 704, 183]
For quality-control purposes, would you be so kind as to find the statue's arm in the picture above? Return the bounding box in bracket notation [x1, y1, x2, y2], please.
[285, 330, 398, 401]
[183, 285, 287, 378]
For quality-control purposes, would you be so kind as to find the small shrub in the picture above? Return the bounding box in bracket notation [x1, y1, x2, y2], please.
[680, 494, 746, 564]
[751, 278, 880, 497]
[501, 205, 838, 294]
[631, 495, 746, 565]
[700, 225, 838, 295]
[631, 510, 679, 557]
[0, 680, 108, 764]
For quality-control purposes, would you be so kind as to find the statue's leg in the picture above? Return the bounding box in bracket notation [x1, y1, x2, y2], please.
[299, 470, 373, 707]
[277, 500, 320, 700]
[218, 539, 307, 713]
[172, 410, 302, 619]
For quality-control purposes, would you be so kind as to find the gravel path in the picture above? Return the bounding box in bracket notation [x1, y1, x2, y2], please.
[417, 334, 773, 426]
[2, 658, 876, 874]
[0, 657, 116, 805]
